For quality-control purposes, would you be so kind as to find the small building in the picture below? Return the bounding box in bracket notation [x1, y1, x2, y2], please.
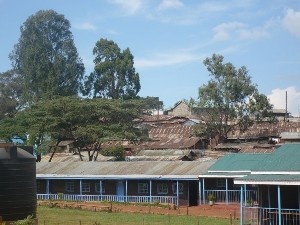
[234, 143, 300, 225]
[165, 101, 192, 117]
[280, 132, 300, 143]
[36, 160, 216, 207]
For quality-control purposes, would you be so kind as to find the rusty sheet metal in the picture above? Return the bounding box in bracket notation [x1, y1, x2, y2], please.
[149, 125, 193, 138]
[135, 137, 201, 150]
[214, 142, 276, 154]
[228, 122, 300, 139]
[36, 159, 217, 179]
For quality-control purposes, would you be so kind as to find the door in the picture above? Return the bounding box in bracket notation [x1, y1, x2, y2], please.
[116, 181, 125, 202]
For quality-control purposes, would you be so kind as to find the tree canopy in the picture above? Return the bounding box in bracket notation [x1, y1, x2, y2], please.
[9, 9, 84, 104]
[197, 54, 273, 141]
[83, 38, 141, 99]
[0, 97, 150, 161]
[0, 70, 23, 119]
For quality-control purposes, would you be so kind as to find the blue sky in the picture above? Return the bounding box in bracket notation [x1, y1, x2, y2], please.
[1, 0, 300, 116]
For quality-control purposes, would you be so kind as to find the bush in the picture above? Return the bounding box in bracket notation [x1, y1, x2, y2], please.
[207, 194, 216, 202]
[102, 145, 124, 161]
[14, 215, 35, 225]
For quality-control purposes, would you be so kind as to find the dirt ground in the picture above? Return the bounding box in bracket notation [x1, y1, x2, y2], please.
[39, 201, 240, 220]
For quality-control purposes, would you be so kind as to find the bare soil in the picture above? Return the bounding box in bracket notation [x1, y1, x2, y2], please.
[39, 201, 240, 219]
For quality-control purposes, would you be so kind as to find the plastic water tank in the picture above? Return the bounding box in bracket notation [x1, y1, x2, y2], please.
[0, 143, 37, 221]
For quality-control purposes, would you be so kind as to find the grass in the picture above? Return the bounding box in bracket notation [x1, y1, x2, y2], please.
[37, 206, 239, 225]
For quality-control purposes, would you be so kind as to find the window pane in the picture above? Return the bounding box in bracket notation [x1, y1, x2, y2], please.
[95, 182, 105, 194]
[172, 183, 183, 194]
[157, 183, 168, 194]
[138, 183, 148, 194]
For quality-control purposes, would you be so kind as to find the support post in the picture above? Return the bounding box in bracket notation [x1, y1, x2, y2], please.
[125, 180, 128, 203]
[80, 179, 82, 195]
[198, 179, 202, 205]
[100, 180, 103, 201]
[278, 185, 282, 225]
[225, 178, 228, 205]
[240, 185, 244, 225]
[244, 184, 247, 202]
[150, 180, 152, 203]
[298, 186, 300, 211]
[202, 178, 206, 204]
[176, 180, 179, 208]
[46, 179, 50, 194]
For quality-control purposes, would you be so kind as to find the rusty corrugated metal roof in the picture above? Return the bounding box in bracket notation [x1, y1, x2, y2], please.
[135, 137, 201, 150]
[149, 125, 193, 138]
[36, 159, 217, 179]
[228, 122, 300, 139]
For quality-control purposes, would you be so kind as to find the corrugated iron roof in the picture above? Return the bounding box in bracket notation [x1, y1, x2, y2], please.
[235, 174, 300, 185]
[280, 132, 300, 139]
[149, 125, 193, 138]
[207, 153, 269, 172]
[227, 121, 300, 139]
[136, 137, 201, 150]
[40, 152, 115, 162]
[137, 149, 200, 156]
[252, 143, 300, 172]
[36, 160, 217, 180]
[214, 142, 276, 153]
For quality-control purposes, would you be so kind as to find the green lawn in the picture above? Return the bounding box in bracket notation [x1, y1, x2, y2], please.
[37, 206, 239, 225]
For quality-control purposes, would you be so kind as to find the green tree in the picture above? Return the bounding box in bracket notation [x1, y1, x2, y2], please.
[9, 9, 84, 104]
[0, 97, 147, 161]
[102, 145, 125, 161]
[84, 38, 140, 99]
[0, 70, 23, 119]
[197, 54, 273, 142]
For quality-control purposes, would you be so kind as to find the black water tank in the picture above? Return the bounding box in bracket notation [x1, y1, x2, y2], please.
[0, 144, 37, 221]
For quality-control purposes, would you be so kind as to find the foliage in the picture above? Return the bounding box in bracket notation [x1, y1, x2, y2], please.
[0, 70, 23, 119]
[207, 194, 216, 202]
[0, 97, 148, 160]
[13, 215, 35, 225]
[197, 54, 274, 141]
[83, 38, 140, 99]
[9, 9, 84, 105]
[102, 145, 125, 161]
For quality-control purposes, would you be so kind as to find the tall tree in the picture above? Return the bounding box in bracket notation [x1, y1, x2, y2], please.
[9, 10, 84, 104]
[84, 38, 141, 99]
[0, 70, 23, 119]
[0, 97, 147, 161]
[197, 54, 273, 142]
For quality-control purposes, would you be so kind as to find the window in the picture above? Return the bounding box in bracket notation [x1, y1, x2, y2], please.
[65, 182, 75, 192]
[95, 183, 105, 194]
[82, 182, 90, 193]
[138, 183, 148, 194]
[157, 183, 168, 194]
[172, 183, 183, 194]
[216, 179, 226, 187]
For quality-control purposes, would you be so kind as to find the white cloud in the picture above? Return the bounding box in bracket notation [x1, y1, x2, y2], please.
[157, 0, 184, 11]
[268, 86, 300, 117]
[282, 8, 300, 38]
[108, 0, 144, 15]
[197, 1, 229, 13]
[213, 21, 270, 41]
[73, 22, 97, 31]
[135, 50, 203, 68]
[213, 22, 245, 41]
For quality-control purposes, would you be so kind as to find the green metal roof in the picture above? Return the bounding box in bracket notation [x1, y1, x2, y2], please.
[208, 153, 269, 172]
[235, 174, 300, 185]
[252, 143, 300, 171]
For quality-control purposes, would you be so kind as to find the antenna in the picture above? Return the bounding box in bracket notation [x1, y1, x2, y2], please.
[285, 91, 287, 122]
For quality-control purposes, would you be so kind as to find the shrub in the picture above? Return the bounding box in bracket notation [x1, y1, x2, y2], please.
[102, 145, 124, 161]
